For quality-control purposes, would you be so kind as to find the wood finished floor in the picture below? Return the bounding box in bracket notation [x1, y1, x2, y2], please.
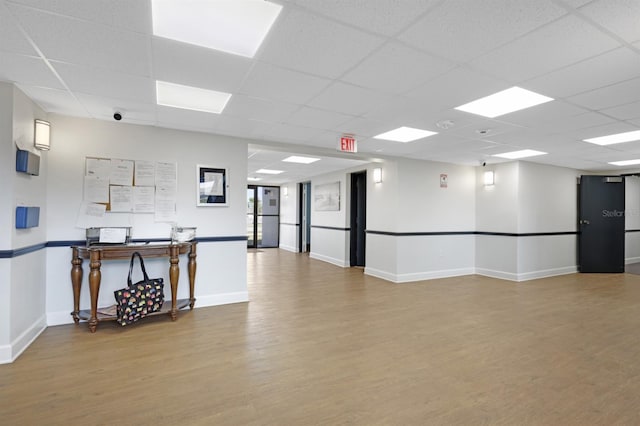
[3, 249, 640, 425]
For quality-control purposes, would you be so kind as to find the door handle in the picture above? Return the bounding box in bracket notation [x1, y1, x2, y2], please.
[580, 219, 590, 225]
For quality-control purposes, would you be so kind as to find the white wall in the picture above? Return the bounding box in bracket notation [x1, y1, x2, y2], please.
[45, 114, 249, 325]
[279, 182, 299, 252]
[367, 158, 476, 282]
[308, 168, 354, 267]
[0, 85, 48, 363]
[475, 161, 579, 281]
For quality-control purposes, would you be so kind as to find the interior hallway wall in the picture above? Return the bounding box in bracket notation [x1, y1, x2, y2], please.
[45, 114, 249, 326]
[0, 84, 48, 363]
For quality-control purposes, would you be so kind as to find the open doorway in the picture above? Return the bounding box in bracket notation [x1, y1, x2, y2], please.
[247, 185, 280, 249]
[299, 182, 311, 253]
[350, 171, 367, 267]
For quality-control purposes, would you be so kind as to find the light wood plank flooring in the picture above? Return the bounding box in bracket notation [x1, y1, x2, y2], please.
[2, 249, 640, 425]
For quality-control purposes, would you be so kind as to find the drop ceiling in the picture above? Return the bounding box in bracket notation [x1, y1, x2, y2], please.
[1, 0, 640, 183]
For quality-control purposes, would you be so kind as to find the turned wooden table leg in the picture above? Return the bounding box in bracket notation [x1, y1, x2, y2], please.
[169, 245, 180, 321]
[88, 250, 102, 333]
[188, 242, 197, 309]
[71, 247, 83, 324]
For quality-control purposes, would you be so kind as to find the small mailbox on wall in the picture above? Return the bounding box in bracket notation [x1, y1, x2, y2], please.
[16, 148, 40, 176]
[16, 206, 40, 229]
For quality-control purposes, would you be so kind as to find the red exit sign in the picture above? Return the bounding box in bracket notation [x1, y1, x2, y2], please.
[340, 135, 357, 153]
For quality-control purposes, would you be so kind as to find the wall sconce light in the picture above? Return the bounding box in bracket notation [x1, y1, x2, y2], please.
[282, 187, 288, 197]
[373, 167, 382, 184]
[483, 170, 495, 186]
[34, 119, 50, 151]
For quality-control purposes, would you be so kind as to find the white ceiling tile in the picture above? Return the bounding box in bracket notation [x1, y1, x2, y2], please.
[470, 15, 620, 82]
[6, 0, 152, 33]
[152, 37, 252, 93]
[406, 66, 508, 110]
[601, 101, 640, 120]
[52, 61, 155, 104]
[224, 95, 299, 124]
[399, 0, 567, 63]
[16, 84, 88, 116]
[288, 0, 441, 36]
[495, 100, 589, 128]
[74, 92, 156, 123]
[536, 111, 616, 133]
[568, 76, 640, 110]
[0, 52, 63, 89]
[580, 0, 640, 43]
[559, 0, 596, 7]
[524, 47, 640, 98]
[240, 61, 331, 104]
[448, 120, 525, 141]
[261, 122, 326, 144]
[7, 3, 150, 75]
[285, 106, 355, 130]
[155, 105, 220, 133]
[568, 121, 639, 141]
[0, 3, 37, 55]
[340, 42, 455, 95]
[309, 81, 392, 116]
[258, 8, 384, 79]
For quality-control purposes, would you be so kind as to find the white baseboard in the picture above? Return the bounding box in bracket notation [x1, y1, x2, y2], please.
[279, 244, 298, 253]
[365, 267, 475, 283]
[0, 315, 47, 364]
[194, 291, 249, 308]
[475, 268, 519, 281]
[48, 310, 75, 326]
[309, 252, 348, 268]
[516, 266, 577, 281]
[364, 267, 398, 282]
[625, 257, 640, 265]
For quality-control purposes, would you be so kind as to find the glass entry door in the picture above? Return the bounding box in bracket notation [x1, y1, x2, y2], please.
[247, 185, 280, 248]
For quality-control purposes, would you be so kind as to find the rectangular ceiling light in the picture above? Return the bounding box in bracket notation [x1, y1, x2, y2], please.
[609, 159, 640, 166]
[156, 80, 231, 114]
[493, 149, 547, 160]
[256, 169, 284, 175]
[455, 86, 554, 118]
[152, 0, 282, 58]
[247, 177, 262, 181]
[583, 130, 640, 146]
[282, 156, 321, 164]
[373, 126, 437, 143]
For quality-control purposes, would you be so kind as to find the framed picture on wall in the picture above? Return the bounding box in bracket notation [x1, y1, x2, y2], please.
[314, 182, 340, 211]
[197, 165, 228, 206]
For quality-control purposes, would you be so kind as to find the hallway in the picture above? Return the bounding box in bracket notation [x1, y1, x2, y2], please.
[2, 249, 640, 424]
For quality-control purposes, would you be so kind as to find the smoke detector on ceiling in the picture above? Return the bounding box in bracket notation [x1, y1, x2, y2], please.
[436, 120, 454, 130]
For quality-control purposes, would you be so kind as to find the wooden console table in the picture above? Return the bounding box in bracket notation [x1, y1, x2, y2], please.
[70, 242, 197, 332]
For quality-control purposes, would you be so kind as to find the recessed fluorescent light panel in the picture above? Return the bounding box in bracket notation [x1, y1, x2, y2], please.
[152, 0, 282, 58]
[256, 169, 284, 175]
[455, 87, 554, 118]
[247, 177, 262, 181]
[583, 130, 640, 146]
[156, 80, 231, 114]
[493, 149, 547, 160]
[609, 159, 640, 166]
[373, 126, 437, 143]
[282, 156, 321, 164]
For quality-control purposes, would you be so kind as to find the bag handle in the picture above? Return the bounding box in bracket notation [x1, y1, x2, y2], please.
[128, 251, 150, 286]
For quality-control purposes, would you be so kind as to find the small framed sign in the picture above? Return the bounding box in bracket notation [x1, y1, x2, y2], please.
[197, 165, 228, 206]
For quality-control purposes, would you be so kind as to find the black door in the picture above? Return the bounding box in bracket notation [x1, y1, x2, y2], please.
[578, 175, 625, 273]
[350, 171, 367, 267]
